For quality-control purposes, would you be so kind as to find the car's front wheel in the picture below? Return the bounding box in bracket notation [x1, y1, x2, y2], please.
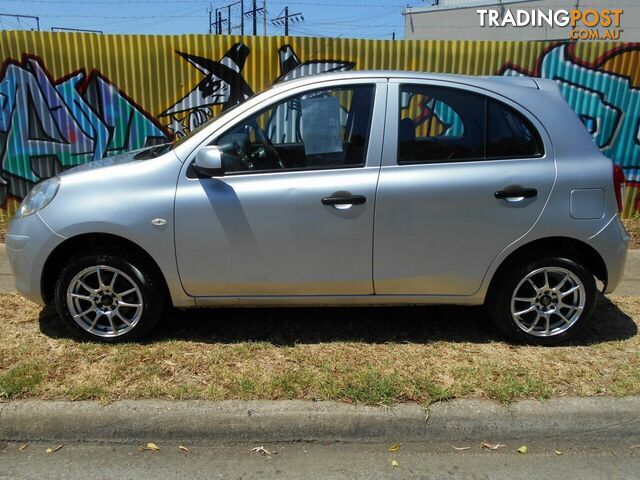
[487, 257, 597, 345]
[54, 251, 165, 342]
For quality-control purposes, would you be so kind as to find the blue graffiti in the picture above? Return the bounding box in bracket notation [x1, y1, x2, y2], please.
[0, 55, 168, 205]
[502, 44, 640, 185]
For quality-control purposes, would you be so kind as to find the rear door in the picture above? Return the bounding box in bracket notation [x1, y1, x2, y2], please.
[373, 80, 555, 295]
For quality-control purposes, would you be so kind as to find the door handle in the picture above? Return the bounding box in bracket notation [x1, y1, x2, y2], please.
[321, 194, 366, 206]
[494, 187, 537, 200]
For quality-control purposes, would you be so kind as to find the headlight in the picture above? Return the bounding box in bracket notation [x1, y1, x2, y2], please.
[16, 177, 61, 218]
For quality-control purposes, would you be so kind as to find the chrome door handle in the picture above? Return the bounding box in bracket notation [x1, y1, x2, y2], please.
[321, 195, 366, 206]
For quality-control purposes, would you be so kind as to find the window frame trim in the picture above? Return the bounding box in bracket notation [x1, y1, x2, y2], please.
[184, 79, 387, 178]
[383, 80, 549, 168]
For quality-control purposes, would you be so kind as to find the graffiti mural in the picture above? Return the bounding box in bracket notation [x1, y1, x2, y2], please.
[500, 43, 640, 211]
[0, 54, 169, 207]
[1, 32, 639, 218]
[160, 43, 355, 137]
[276, 44, 355, 82]
[161, 43, 253, 136]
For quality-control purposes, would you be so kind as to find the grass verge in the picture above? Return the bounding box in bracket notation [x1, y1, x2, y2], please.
[1, 294, 638, 404]
[623, 216, 640, 249]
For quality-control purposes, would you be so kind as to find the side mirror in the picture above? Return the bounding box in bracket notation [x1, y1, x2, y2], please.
[194, 146, 224, 177]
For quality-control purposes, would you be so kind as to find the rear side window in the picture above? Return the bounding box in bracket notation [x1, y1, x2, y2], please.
[398, 84, 542, 164]
[486, 100, 542, 158]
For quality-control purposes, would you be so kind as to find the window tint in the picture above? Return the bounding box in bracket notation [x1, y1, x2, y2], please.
[398, 85, 485, 164]
[397, 85, 542, 164]
[486, 100, 542, 158]
[212, 85, 374, 174]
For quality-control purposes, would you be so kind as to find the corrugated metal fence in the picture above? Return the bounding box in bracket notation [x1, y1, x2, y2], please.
[1, 31, 639, 218]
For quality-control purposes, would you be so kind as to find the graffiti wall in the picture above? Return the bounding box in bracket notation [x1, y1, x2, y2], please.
[1, 31, 639, 219]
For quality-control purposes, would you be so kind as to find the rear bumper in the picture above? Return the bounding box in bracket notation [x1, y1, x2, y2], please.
[588, 215, 630, 294]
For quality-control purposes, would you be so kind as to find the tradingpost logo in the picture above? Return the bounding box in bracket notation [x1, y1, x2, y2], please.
[477, 8, 624, 40]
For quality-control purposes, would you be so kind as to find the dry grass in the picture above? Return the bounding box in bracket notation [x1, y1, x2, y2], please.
[623, 216, 640, 249]
[0, 219, 6, 244]
[1, 294, 639, 404]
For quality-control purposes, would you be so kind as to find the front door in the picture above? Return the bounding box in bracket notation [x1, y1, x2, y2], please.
[175, 81, 386, 297]
[374, 81, 556, 296]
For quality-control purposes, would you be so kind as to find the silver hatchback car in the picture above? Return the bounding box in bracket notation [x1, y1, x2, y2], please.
[6, 71, 630, 345]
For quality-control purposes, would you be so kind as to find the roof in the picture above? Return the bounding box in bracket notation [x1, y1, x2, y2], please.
[271, 70, 540, 92]
[403, 0, 539, 15]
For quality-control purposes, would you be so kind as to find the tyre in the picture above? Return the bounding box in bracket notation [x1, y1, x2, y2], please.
[487, 257, 597, 345]
[54, 250, 166, 342]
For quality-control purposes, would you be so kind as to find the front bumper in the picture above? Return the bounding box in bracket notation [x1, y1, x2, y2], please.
[5, 213, 65, 304]
[588, 215, 630, 294]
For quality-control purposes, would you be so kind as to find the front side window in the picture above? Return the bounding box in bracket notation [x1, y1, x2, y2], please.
[398, 84, 542, 164]
[211, 85, 375, 174]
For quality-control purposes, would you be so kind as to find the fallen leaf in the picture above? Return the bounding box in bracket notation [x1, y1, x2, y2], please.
[555, 450, 563, 455]
[517, 446, 528, 454]
[450, 445, 471, 451]
[179, 445, 189, 452]
[18, 445, 28, 451]
[482, 442, 506, 450]
[388, 443, 401, 452]
[145, 442, 160, 451]
[391, 459, 399, 467]
[46, 444, 63, 454]
[250, 446, 273, 456]
[630, 445, 640, 449]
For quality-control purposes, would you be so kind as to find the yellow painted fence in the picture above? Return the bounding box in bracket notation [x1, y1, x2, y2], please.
[0, 31, 639, 218]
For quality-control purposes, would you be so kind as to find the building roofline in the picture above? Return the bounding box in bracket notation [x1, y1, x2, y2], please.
[402, 0, 542, 16]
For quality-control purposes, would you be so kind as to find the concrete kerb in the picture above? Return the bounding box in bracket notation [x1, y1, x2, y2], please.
[1, 397, 639, 444]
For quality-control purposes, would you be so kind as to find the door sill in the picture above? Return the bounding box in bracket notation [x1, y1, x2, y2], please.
[194, 294, 482, 307]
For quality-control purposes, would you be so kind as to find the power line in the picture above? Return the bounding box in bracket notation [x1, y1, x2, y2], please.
[1, 0, 406, 6]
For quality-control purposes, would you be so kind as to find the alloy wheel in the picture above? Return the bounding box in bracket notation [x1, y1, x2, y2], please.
[66, 265, 144, 338]
[510, 266, 586, 337]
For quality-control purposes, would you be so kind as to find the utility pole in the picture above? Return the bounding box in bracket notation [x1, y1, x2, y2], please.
[284, 6, 288, 35]
[244, 0, 264, 35]
[240, 0, 244, 35]
[271, 7, 303, 36]
[212, 0, 262, 36]
[212, 8, 222, 33]
[252, 0, 257, 35]
[217, 10, 223, 33]
[263, 0, 267, 35]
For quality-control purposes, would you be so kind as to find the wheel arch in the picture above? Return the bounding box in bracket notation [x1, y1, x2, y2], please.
[486, 236, 608, 303]
[41, 232, 170, 304]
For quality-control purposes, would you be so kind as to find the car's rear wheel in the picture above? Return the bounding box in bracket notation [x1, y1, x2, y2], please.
[487, 257, 597, 345]
[54, 251, 165, 342]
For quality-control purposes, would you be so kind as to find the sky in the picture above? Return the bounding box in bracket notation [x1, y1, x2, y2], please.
[0, 0, 432, 39]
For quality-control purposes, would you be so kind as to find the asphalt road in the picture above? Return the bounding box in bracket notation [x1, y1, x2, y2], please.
[2, 440, 640, 480]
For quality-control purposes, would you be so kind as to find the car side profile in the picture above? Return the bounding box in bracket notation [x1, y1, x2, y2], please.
[6, 71, 630, 345]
